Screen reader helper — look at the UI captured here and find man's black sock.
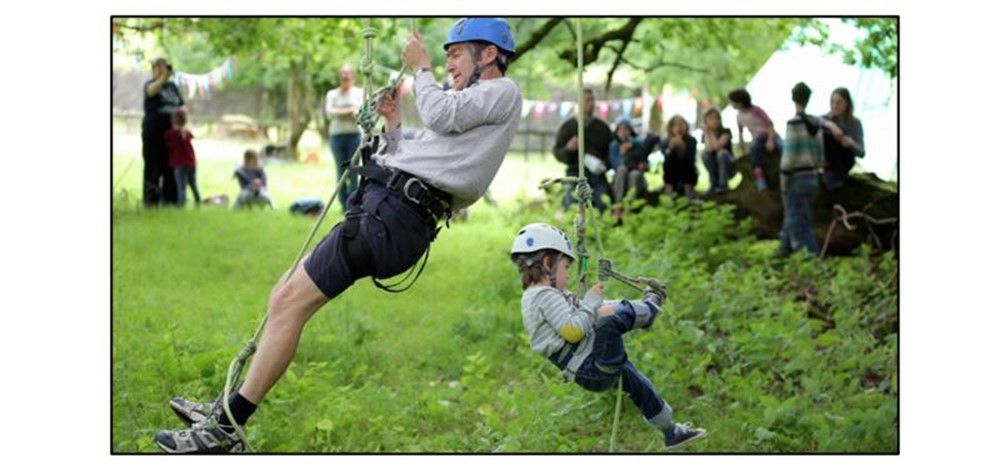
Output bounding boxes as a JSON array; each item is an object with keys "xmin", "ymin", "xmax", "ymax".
[{"xmin": 218, "ymin": 393, "xmax": 257, "ymax": 427}]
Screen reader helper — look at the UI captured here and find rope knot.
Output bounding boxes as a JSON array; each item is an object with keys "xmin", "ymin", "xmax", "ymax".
[
  {"xmin": 361, "ymin": 27, "xmax": 377, "ymax": 39},
  {"xmin": 575, "ymin": 179, "xmax": 593, "ymax": 205}
]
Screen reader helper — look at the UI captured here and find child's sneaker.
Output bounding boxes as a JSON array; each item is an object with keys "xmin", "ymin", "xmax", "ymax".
[
  {"xmin": 154, "ymin": 414, "xmax": 245, "ymax": 453},
  {"xmin": 664, "ymin": 422, "xmax": 707, "ymax": 450},
  {"xmin": 169, "ymin": 396, "xmax": 216, "ymax": 425},
  {"xmin": 640, "ymin": 287, "xmax": 664, "ymax": 329}
]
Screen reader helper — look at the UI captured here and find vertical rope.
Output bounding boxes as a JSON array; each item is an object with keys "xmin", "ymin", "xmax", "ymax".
[
  {"xmin": 608, "ymin": 375, "xmax": 624, "ymax": 452},
  {"xmin": 574, "ymin": 18, "xmax": 589, "ymax": 294},
  {"xmin": 574, "ymin": 18, "xmax": 623, "ymax": 452}
]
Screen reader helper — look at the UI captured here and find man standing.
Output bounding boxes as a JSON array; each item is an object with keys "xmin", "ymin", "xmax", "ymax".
[
  {"xmin": 552, "ymin": 87, "xmax": 614, "ymax": 213},
  {"xmin": 154, "ymin": 18, "xmax": 521, "ymax": 453}
]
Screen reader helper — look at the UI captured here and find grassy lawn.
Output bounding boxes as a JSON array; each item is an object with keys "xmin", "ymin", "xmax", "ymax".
[{"xmin": 112, "ymin": 131, "xmax": 897, "ymax": 453}]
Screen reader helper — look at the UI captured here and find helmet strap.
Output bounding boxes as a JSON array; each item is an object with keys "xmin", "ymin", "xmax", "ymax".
[
  {"xmin": 464, "ymin": 43, "xmax": 499, "ymax": 88},
  {"xmin": 545, "ymin": 252, "xmax": 563, "ymax": 289}
]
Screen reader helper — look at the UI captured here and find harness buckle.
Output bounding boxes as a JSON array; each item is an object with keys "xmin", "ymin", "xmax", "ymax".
[{"xmin": 402, "ymin": 177, "xmax": 428, "ymax": 205}]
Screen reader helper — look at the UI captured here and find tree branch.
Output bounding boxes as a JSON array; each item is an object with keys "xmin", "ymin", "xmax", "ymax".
[
  {"xmin": 619, "ymin": 55, "xmax": 711, "ymax": 74},
  {"xmin": 557, "ymin": 17, "xmax": 643, "ymax": 67},
  {"xmin": 114, "ymin": 20, "xmax": 166, "ymax": 33},
  {"xmin": 509, "ymin": 18, "xmax": 564, "ymax": 65}
]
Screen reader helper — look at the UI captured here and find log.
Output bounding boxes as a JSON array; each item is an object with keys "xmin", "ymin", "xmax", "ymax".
[{"xmin": 707, "ymin": 150, "xmax": 898, "ymax": 256}]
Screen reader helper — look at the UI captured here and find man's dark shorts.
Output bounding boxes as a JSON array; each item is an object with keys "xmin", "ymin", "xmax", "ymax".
[{"xmin": 303, "ymin": 181, "xmax": 436, "ymax": 298}]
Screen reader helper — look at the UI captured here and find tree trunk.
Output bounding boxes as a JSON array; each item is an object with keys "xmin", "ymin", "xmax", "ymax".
[
  {"xmin": 708, "ymin": 150, "xmax": 898, "ymax": 256},
  {"xmin": 285, "ymin": 60, "xmax": 314, "ymax": 160}
]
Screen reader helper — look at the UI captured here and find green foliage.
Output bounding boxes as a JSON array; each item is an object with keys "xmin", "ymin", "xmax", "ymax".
[
  {"xmin": 113, "ymin": 152, "xmax": 897, "ymax": 452},
  {"xmin": 795, "ymin": 18, "xmax": 898, "ymax": 79}
]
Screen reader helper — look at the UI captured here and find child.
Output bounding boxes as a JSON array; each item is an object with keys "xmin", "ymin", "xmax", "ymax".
[
  {"xmin": 233, "ymin": 149, "xmax": 275, "ymax": 209},
  {"xmin": 700, "ymin": 106, "xmax": 735, "ymax": 194},
  {"xmin": 728, "ymin": 88, "xmax": 781, "ymax": 191},
  {"xmin": 510, "ymin": 223, "xmax": 707, "ymax": 450},
  {"xmin": 660, "ymin": 115, "xmax": 698, "ymax": 199},
  {"xmin": 609, "ymin": 118, "xmax": 649, "ymax": 223},
  {"xmin": 163, "ymin": 108, "xmax": 201, "ymax": 207},
  {"xmin": 777, "ymin": 82, "xmax": 830, "ymax": 257}
]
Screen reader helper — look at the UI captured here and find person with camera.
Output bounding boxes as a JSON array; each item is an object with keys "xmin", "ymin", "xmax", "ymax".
[{"xmin": 142, "ymin": 57, "xmax": 185, "ymax": 207}]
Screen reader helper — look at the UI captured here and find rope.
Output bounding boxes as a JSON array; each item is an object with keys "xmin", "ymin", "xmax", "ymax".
[
  {"xmin": 608, "ymin": 374, "xmax": 624, "ymax": 452},
  {"xmin": 216, "ymin": 17, "xmax": 394, "ymax": 452},
  {"xmin": 574, "ymin": 18, "xmax": 589, "ymax": 294},
  {"xmin": 819, "ymin": 204, "xmax": 899, "ymax": 260},
  {"xmin": 571, "ymin": 18, "xmax": 624, "ymax": 453}
]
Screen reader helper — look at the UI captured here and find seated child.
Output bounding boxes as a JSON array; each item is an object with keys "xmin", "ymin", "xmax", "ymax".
[
  {"xmin": 700, "ymin": 106, "xmax": 735, "ymax": 194},
  {"xmin": 660, "ymin": 115, "xmax": 698, "ymax": 199},
  {"xmin": 510, "ymin": 223, "xmax": 707, "ymax": 450},
  {"xmin": 232, "ymin": 149, "xmax": 275, "ymax": 209},
  {"xmin": 609, "ymin": 118, "xmax": 650, "ymax": 223},
  {"xmin": 729, "ymin": 88, "xmax": 782, "ymax": 191}
]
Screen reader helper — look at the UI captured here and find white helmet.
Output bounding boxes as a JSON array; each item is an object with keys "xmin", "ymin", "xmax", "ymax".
[{"xmin": 510, "ymin": 223, "xmax": 576, "ymax": 260}]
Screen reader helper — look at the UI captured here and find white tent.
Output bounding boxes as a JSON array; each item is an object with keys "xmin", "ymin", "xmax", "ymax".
[{"xmin": 721, "ymin": 19, "xmax": 898, "ymax": 182}]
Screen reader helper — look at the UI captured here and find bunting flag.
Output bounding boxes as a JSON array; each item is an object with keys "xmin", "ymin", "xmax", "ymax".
[
  {"xmin": 532, "ymin": 101, "xmax": 545, "ymax": 119},
  {"xmin": 559, "ymin": 101, "xmax": 574, "ymax": 119},
  {"xmin": 517, "ymin": 96, "xmax": 654, "ymax": 122},
  {"xmin": 173, "ymin": 57, "xmax": 236, "ymax": 99}
]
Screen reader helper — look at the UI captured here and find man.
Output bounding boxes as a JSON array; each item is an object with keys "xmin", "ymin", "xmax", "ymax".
[
  {"xmin": 776, "ymin": 82, "xmax": 841, "ymax": 257},
  {"xmin": 154, "ymin": 17, "xmax": 521, "ymax": 453},
  {"xmin": 141, "ymin": 57, "xmax": 184, "ymax": 207},
  {"xmin": 552, "ymin": 87, "xmax": 614, "ymax": 213},
  {"xmin": 325, "ymin": 64, "xmax": 364, "ymax": 212}
]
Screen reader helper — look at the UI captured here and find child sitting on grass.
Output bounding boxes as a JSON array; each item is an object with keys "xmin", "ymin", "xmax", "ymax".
[
  {"xmin": 510, "ymin": 223, "xmax": 707, "ymax": 450},
  {"xmin": 232, "ymin": 149, "xmax": 275, "ymax": 209}
]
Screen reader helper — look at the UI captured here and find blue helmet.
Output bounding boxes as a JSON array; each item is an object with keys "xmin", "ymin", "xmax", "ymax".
[{"xmin": 443, "ymin": 17, "xmax": 516, "ymax": 55}]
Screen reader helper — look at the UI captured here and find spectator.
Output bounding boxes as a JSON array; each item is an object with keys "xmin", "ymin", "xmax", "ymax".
[
  {"xmin": 728, "ymin": 88, "xmax": 781, "ymax": 191},
  {"xmin": 552, "ymin": 88, "xmax": 614, "ymax": 213},
  {"xmin": 777, "ymin": 82, "xmax": 826, "ymax": 256},
  {"xmin": 660, "ymin": 115, "xmax": 698, "ymax": 199},
  {"xmin": 142, "ymin": 57, "xmax": 184, "ymax": 206},
  {"xmin": 164, "ymin": 108, "xmax": 201, "ymax": 207},
  {"xmin": 609, "ymin": 118, "xmax": 649, "ymax": 223},
  {"xmin": 699, "ymin": 106, "xmax": 735, "ymax": 194},
  {"xmin": 821, "ymin": 87, "xmax": 866, "ymax": 191},
  {"xmin": 325, "ymin": 64, "xmax": 364, "ymax": 211},
  {"xmin": 233, "ymin": 149, "xmax": 275, "ymax": 209}
]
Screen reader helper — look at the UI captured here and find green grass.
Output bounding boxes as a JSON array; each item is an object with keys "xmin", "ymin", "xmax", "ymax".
[{"xmin": 112, "ymin": 133, "xmax": 897, "ymax": 453}]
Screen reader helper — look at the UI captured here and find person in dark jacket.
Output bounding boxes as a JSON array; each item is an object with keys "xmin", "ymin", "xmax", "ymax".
[{"xmin": 552, "ymin": 87, "xmax": 614, "ymax": 213}]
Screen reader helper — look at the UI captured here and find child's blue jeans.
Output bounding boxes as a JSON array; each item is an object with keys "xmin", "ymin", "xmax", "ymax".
[{"xmin": 572, "ymin": 301, "xmax": 673, "ymax": 430}]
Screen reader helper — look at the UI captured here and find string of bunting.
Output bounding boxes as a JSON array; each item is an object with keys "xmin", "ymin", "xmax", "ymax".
[
  {"xmin": 520, "ymin": 95, "xmax": 671, "ymax": 121},
  {"xmin": 172, "ymin": 57, "xmax": 236, "ymax": 99}
]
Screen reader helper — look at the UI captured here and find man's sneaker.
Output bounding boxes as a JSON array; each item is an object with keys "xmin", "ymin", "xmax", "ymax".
[
  {"xmin": 169, "ymin": 396, "xmax": 216, "ymax": 425},
  {"xmin": 154, "ymin": 417, "xmax": 245, "ymax": 454},
  {"xmin": 664, "ymin": 422, "xmax": 707, "ymax": 450}
]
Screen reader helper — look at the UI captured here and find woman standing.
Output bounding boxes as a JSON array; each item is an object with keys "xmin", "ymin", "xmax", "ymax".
[{"xmin": 141, "ymin": 57, "xmax": 185, "ymax": 206}]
